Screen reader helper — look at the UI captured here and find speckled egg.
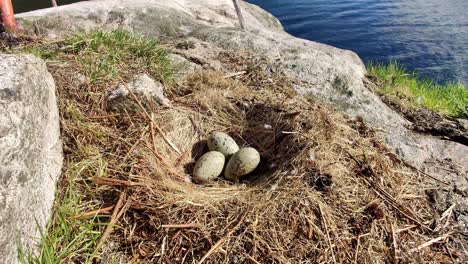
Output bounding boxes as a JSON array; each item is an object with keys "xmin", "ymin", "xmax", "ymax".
[
  {"xmin": 224, "ymin": 147, "xmax": 260, "ymax": 181},
  {"xmin": 207, "ymin": 131, "xmax": 239, "ymax": 157},
  {"xmin": 193, "ymin": 151, "xmax": 226, "ymax": 182}
]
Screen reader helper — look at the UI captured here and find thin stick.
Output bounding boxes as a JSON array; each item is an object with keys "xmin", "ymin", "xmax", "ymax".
[
  {"xmin": 353, "ymin": 235, "xmax": 360, "ymax": 264},
  {"xmin": 434, "ymin": 204, "xmax": 456, "ymax": 232},
  {"xmin": 390, "ymin": 223, "xmax": 398, "ymax": 264},
  {"xmin": 246, "ymin": 255, "xmax": 261, "ymax": 264},
  {"xmin": 395, "ymin": 225, "xmax": 417, "ymax": 233},
  {"xmin": 199, "ymin": 212, "xmax": 248, "ymax": 264},
  {"xmin": 150, "ymin": 112, "xmax": 158, "ymax": 153},
  {"xmin": 144, "ymin": 143, "xmax": 187, "ymax": 180},
  {"xmin": 223, "ymin": 71, "xmax": 246, "ymax": 79},
  {"xmin": 232, "ymin": 0, "xmax": 245, "ymax": 30},
  {"xmin": 409, "ymin": 232, "xmax": 452, "ymax": 253},
  {"xmin": 189, "ymin": 115, "xmax": 206, "ymax": 137},
  {"xmin": 199, "ymin": 236, "xmax": 227, "ymax": 264},
  {"xmin": 161, "ymin": 223, "xmax": 199, "ymax": 229},
  {"xmin": 71, "ymin": 206, "xmax": 114, "ymax": 219},
  {"xmin": 319, "ymin": 204, "xmax": 337, "ymax": 263},
  {"xmin": 119, "ymin": 78, "xmax": 181, "ymax": 154},
  {"xmin": 51, "ymin": 0, "xmax": 58, "ymax": 7},
  {"xmin": 87, "ymin": 113, "xmax": 130, "ymax": 120},
  {"xmin": 176, "ymin": 148, "xmax": 191, "ymax": 166},
  {"xmin": 91, "ymin": 176, "xmax": 141, "ymax": 186},
  {"xmin": 412, "ymin": 166, "xmax": 450, "ymax": 185},
  {"xmin": 92, "ymin": 192, "xmax": 126, "ymax": 257}
]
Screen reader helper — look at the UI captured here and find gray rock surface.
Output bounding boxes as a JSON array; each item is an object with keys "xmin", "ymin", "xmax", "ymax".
[
  {"xmin": 108, "ymin": 73, "xmax": 170, "ymax": 112},
  {"xmin": 168, "ymin": 53, "xmax": 201, "ymax": 81},
  {"xmin": 17, "ymin": 0, "xmax": 467, "ymax": 209},
  {"xmin": 0, "ymin": 54, "xmax": 62, "ymax": 263}
]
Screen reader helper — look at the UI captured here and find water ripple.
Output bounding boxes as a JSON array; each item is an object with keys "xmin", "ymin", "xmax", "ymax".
[{"xmin": 248, "ymin": 0, "xmax": 468, "ymax": 84}]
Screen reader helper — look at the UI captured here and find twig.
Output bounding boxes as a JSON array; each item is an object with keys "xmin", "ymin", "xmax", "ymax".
[
  {"xmin": 246, "ymin": 255, "xmax": 261, "ymax": 264},
  {"xmin": 189, "ymin": 115, "xmax": 206, "ymax": 138},
  {"xmin": 232, "ymin": 0, "xmax": 246, "ymax": 30},
  {"xmin": 409, "ymin": 232, "xmax": 452, "ymax": 253},
  {"xmin": 223, "ymin": 71, "xmax": 246, "ymax": 79},
  {"xmin": 150, "ymin": 112, "xmax": 158, "ymax": 153},
  {"xmin": 412, "ymin": 166, "xmax": 450, "ymax": 185},
  {"xmin": 363, "ymin": 177, "xmax": 430, "ymax": 231},
  {"xmin": 319, "ymin": 204, "xmax": 337, "ymax": 263},
  {"xmin": 70, "ymin": 206, "xmax": 114, "ymax": 220},
  {"xmin": 440, "ymin": 203, "xmax": 456, "ymax": 221},
  {"xmin": 345, "ymin": 150, "xmax": 430, "ymax": 231},
  {"xmin": 353, "ymin": 235, "xmax": 360, "ymax": 264},
  {"xmin": 396, "ymin": 225, "xmax": 418, "ymax": 233},
  {"xmin": 281, "ymin": 131, "xmax": 299, "ymax": 134},
  {"xmin": 433, "ymin": 204, "xmax": 456, "ymax": 232},
  {"xmin": 390, "ymin": 222, "xmax": 398, "ymax": 264},
  {"xmin": 144, "ymin": 143, "xmax": 187, "ymax": 181},
  {"xmin": 87, "ymin": 113, "xmax": 130, "ymax": 120},
  {"xmin": 199, "ymin": 212, "xmax": 248, "ymax": 264},
  {"xmin": 397, "ymin": 158, "xmax": 450, "ymax": 185},
  {"xmin": 119, "ymin": 78, "xmax": 181, "ymax": 154},
  {"xmin": 92, "ymin": 192, "xmax": 126, "ymax": 258},
  {"xmin": 176, "ymin": 148, "xmax": 191, "ymax": 166},
  {"xmin": 91, "ymin": 177, "xmax": 141, "ymax": 186},
  {"xmin": 162, "ymin": 223, "xmax": 199, "ymax": 229},
  {"xmin": 199, "ymin": 236, "xmax": 227, "ymax": 264}
]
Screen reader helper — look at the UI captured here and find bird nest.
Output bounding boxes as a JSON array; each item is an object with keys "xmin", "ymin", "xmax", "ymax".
[
  {"xmin": 47, "ymin": 57, "xmax": 463, "ymax": 263},
  {"xmin": 74, "ymin": 70, "xmax": 461, "ymax": 263}
]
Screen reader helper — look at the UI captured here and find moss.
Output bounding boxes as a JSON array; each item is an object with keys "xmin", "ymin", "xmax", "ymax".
[
  {"xmin": 368, "ymin": 62, "xmax": 467, "ymax": 118},
  {"xmin": 333, "ymin": 75, "xmax": 353, "ymax": 97}
]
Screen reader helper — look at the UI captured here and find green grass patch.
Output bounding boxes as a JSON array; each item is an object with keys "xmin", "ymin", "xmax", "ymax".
[
  {"xmin": 18, "ymin": 152, "xmax": 107, "ymax": 264},
  {"xmin": 64, "ymin": 30, "xmax": 172, "ymax": 84},
  {"xmin": 367, "ymin": 62, "xmax": 468, "ymax": 118},
  {"xmin": 12, "ymin": 29, "xmax": 173, "ymax": 85}
]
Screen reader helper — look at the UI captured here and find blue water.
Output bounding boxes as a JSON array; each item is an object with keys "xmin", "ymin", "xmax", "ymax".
[
  {"xmin": 12, "ymin": 0, "xmax": 83, "ymax": 13},
  {"xmin": 247, "ymin": 0, "xmax": 467, "ymax": 84}
]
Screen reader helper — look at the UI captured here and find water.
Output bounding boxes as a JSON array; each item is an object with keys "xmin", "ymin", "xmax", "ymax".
[
  {"xmin": 247, "ymin": 0, "xmax": 467, "ymax": 84},
  {"xmin": 12, "ymin": 0, "xmax": 468, "ymax": 83},
  {"xmin": 12, "ymin": 0, "xmax": 84, "ymax": 13}
]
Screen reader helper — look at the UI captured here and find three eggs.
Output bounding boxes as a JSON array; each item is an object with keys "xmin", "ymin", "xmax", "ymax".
[{"xmin": 193, "ymin": 132, "xmax": 260, "ymax": 182}]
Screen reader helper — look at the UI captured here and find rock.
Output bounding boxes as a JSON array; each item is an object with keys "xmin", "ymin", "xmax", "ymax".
[
  {"xmin": 0, "ymin": 54, "xmax": 63, "ymax": 263},
  {"xmin": 74, "ymin": 73, "xmax": 88, "ymax": 86},
  {"xmin": 193, "ymin": 151, "xmax": 226, "ymax": 183},
  {"xmin": 207, "ymin": 131, "xmax": 239, "ymax": 157},
  {"xmin": 225, "ymin": 147, "xmax": 261, "ymax": 181},
  {"xmin": 168, "ymin": 53, "xmax": 201, "ymax": 81},
  {"xmin": 108, "ymin": 73, "xmax": 170, "ymax": 112}
]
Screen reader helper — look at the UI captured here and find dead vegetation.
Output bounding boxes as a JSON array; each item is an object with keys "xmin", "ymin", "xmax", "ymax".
[{"xmin": 5, "ymin": 31, "xmax": 467, "ymax": 263}]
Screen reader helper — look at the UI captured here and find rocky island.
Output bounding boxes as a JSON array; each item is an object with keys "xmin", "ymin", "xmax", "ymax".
[{"xmin": 1, "ymin": 0, "xmax": 466, "ymax": 263}]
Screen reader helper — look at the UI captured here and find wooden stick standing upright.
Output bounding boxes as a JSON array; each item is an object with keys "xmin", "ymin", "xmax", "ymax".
[
  {"xmin": 232, "ymin": 0, "xmax": 245, "ymax": 30},
  {"xmin": 51, "ymin": 0, "xmax": 58, "ymax": 7}
]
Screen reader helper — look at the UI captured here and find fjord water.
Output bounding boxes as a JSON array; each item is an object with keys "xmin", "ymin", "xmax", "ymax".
[
  {"xmin": 12, "ymin": 0, "xmax": 82, "ymax": 13},
  {"xmin": 247, "ymin": 0, "xmax": 467, "ymax": 84}
]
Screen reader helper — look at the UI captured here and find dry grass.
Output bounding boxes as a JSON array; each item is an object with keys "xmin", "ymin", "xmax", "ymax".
[
  {"xmin": 7, "ymin": 31, "xmax": 466, "ymax": 263},
  {"xmin": 111, "ymin": 71, "xmax": 461, "ymax": 263}
]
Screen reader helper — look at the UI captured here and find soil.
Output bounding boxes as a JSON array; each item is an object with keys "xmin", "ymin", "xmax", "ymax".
[
  {"xmin": 364, "ymin": 77, "xmax": 468, "ymax": 146},
  {"xmin": 381, "ymin": 96, "xmax": 468, "ymax": 146},
  {"xmin": 0, "ymin": 32, "xmax": 34, "ymax": 50}
]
